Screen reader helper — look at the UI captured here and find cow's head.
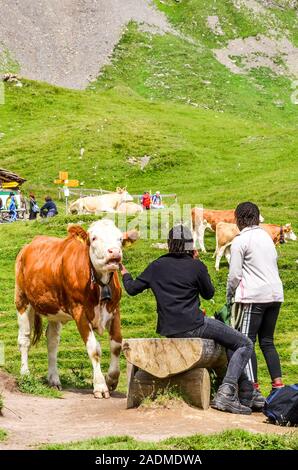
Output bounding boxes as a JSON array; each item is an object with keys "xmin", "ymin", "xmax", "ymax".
[
  {"xmin": 284, "ymin": 223, "xmax": 297, "ymax": 241},
  {"xmin": 88, "ymin": 219, "xmax": 123, "ymax": 273},
  {"xmin": 87, "ymin": 219, "xmax": 139, "ymax": 274},
  {"xmin": 116, "ymin": 187, "xmax": 134, "ymax": 204}
]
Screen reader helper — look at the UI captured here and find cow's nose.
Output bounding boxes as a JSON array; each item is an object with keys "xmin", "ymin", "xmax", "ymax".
[{"xmin": 108, "ymin": 248, "xmax": 122, "ymax": 258}]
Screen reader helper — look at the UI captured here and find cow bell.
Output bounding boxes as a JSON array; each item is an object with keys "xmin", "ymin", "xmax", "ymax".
[{"xmin": 101, "ymin": 284, "xmax": 112, "ymax": 302}]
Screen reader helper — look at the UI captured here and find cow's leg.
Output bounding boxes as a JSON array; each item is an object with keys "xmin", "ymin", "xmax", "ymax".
[
  {"xmin": 106, "ymin": 310, "xmax": 122, "ymax": 392},
  {"xmin": 215, "ymin": 246, "xmax": 226, "ymax": 271},
  {"xmin": 87, "ymin": 328, "xmax": 110, "ymax": 398},
  {"xmin": 192, "ymin": 226, "xmax": 198, "ymax": 249},
  {"xmin": 46, "ymin": 321, "xmax": 62, "ymax": 390},
  {"xmin": 225, "ymin": 245, "xmax": 231, "ymax": 264},
  {"xmin": 198, "ymin": 222, "xmax": 207, "ymax": 253},
  {"xmin": 213, "ymin": 230, "xmax": 219, "ymax": 259},
  {"xmin": 17, "ymin": 306, "xmax": 34, "ymax": 375},
  {"xmin": 74, "ymin": 309, "xmax": 109, "ymax": 398}
]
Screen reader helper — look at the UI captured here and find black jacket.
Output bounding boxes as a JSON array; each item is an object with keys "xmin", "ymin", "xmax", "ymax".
[
  {"xmin": 40, "ymin": 200, "xmax": 58, "ymax": 214},
  {"xmin": 122, "ymin": 253, "xmax": 215, "ymax": 336}
]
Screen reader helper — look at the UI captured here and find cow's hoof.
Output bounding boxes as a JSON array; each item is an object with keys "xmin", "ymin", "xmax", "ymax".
[
  {"xmin": 51, "ymin": 384, "xmax": 62, "ymax": 391},
  {"xmin": 48, "ymin": 375, "xmax": 62, "ymax": 390},
  {"xmin": 105, "ymin": 374, "xmax": 119, "ymax": 392},
  {"xmin": 94, "ymin": 390, "xmax": 110, "ymax": 399}
]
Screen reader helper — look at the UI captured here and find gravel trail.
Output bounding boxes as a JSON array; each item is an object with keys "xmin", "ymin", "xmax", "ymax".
[{"xmin": 0, "ymin": 0, "xmax": 172, "ymax": 89}]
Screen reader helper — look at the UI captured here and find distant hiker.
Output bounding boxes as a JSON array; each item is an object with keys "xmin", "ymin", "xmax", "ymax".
[
  {"xmin": 8, "ymin": 192, "xmax": 17, "ymax": 222},
  {"xmin": 40, "ymin": 196, "xmax": 58, "ymax": 218},
  {"xmin": 29, "ymin": 193, "xmax": 39, "ymax": 220},
  {"xmin": 151, "ymin": 191, "xmax": 164, "ymax": 209},
  {"xmin": 227, "ymin": 201, "xmax": 284, "ymax": 403},
  {"xmin": 120, "ymin": 224, "xmax": 255, "ymax": 415},
  {"xmin": 141, "ymin": 191, "xmax": 151, "ymax": 210}
]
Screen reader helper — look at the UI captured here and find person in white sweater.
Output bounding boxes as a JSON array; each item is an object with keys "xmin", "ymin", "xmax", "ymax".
[{"xmin": 227, "ymin": 202, "xmax": 284, "ymax": 401}]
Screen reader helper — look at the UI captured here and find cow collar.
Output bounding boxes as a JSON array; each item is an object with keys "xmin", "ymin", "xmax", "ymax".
[{"xmin": 90, "ymin": 266, "xmax": 113, "ymax": 302}]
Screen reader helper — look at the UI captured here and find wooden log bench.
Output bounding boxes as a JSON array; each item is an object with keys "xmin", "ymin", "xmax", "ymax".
[{"xmin": 122, "ymin": 338, "xmax": 227, "ymax": 410}]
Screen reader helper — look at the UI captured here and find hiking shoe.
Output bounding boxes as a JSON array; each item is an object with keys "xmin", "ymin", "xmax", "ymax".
[
  {"xmin": 211, "ymin": 383, "xmax": 252, "ymax": 415},
  {"xmin": 271, "ymin": 379, "xmax": 285, "ymax": 393},
  {"xmin": 240, "ymin": 388, "xmax": 266, "ymax": 411}
]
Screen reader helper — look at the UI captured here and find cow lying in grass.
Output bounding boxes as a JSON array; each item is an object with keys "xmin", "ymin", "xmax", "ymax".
[
  {"xmin": 15, "ymin": 220, "xmax": 138, "ymax": 398},
  {"xmin": 214, "ymin": 222, "xmax": 297, "ymax": 270},
  {"xmin": 69, "ymin": 187, "xmax": 134, "ymax": 214}
]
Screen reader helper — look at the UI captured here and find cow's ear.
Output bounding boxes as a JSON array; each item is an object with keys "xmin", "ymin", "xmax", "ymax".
[
  {"xmin": 67, "ymin": 224, "xmax": 89, "ymax": 244},
  {"xmin": 122, "ymin": 229, "xmax": 140, "ymax": 247}
]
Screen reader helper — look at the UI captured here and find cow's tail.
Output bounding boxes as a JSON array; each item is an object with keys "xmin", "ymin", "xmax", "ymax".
[{"xmin": 32, "ymin": 314, "xmax": 43, "ymax": 346}]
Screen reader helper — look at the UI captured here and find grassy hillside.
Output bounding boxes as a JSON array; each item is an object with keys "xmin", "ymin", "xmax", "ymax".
[
  {"xmin": 95, "ymin": 0, "xmax": 298, "ymax": 126},
  {"xmin": 0, "ymin": 81, "xmax": 297, "ymax": 207},
  {"xmin": 0, "ymin": 0, "xmax": 297, "ymax": 400}
]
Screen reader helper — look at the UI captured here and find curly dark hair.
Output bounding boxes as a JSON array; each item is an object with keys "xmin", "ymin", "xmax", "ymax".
[
  {"xmin": 167, "ymin": 224, "xmax": 194, "ymax": 254},
  {"xmin": 235, "ymin": 202, "xmax": 260, "ymax": 231}
]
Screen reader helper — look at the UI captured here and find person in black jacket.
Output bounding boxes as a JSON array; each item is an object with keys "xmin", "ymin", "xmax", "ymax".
[
  {"xmin": 120, "ymin": 224, "xmax": 255, "ymax": 415},
  {"xmin": 40, "ymin": 196, "xmax": 58, "ymax": 218},
  {"xmin": 29, "ymin": 193, "xmax": 39, "ymax": 220}
]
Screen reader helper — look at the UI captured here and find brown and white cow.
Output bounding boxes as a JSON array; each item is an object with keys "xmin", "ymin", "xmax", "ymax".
[
  {"xmin": 191, "ymin": 207, "xmax": 264, "ymax": 253},
  {"xmin": 15, "ymin": 219, "xmax": 138, "ymax": 398},
  {"xmin": 214, "ymin": 222, "xmax": 297, "ymax": 270}
]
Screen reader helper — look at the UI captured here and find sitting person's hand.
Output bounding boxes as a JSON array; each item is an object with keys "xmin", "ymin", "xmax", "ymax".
[{"xmin": 119, "ymin": 263, "xmax": 128, "ymax": 276}]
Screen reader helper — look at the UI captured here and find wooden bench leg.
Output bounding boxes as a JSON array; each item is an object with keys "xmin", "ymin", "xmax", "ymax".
[
  {"xmin": 126, "ymin": 362, "xmax": 139, "ymax": 409},
  {"xmin": 126, "ymin": 365, "xmax": 211, "ymax": 410}
]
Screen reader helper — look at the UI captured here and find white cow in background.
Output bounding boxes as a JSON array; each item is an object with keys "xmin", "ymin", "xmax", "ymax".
[
  {"xmin": 117, "ymin": 201, "xmax": 143, "ymax": 215},
  {"xmin": 69, "ymin": 188, "xmax": 133, "ymax": 215}
]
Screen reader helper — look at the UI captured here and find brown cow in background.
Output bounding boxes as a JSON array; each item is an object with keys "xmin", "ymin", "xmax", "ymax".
[
  {"xmin": 191, "ymin": 207, "xmax": 264, "ymax": 253},
  {"xmin": 214, "ymin": 222, "xmax": 297, "ymax": 270}
]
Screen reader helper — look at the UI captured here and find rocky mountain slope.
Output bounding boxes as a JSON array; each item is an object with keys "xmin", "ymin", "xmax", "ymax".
[{"xmin": 0, "ymin": 0, "xmax": 171, "ymax": 88}]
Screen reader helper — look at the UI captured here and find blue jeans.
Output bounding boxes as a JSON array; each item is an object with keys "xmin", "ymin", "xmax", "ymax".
[{"xmin": 168, "ymin": 317, "xmax": 254, "ymax": 386}]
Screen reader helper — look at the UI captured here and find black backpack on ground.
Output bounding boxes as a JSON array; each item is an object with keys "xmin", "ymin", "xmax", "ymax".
[{"xmin": 263, "ymin": 385, "xmax": 298, "ymax": 426}]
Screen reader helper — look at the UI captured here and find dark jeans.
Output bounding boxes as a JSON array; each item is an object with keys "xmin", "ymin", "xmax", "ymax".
[
  {"xmin": 239, "ymin": 302, "xmax": 282, "ymax": 383},
  {"xmin": 29, "ymin": 211, "xmax": 37, "ymax": 220},
  {"xmin": 41, "ymin": 210, "xmax": 56, "ymax": 218},
  {"xmin": 168, "ymin": 316, "xmax": 253, "ymax": 387}
]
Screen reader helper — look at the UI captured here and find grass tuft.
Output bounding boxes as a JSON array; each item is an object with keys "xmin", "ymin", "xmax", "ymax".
[{"xmin": 0, "ymin": 428, "xmax": 7, "ymax": 442}]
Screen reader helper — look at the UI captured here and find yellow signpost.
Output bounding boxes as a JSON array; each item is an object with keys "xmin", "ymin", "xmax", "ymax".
[
  {"xmin": 54, "ymin": 171, "xmax": 80, "ymax": 213},
  {"xmin": 54, "ymin": 172, "xmax": 79, "ymax": 188},
  {"xmin": 59, "ymin": 171, "xmax": 68, "ymax": 181}
]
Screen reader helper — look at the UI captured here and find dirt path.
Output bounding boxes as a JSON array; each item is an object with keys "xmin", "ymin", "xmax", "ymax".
[{"xmin": 0, "ymin": 387, "xmax": 295, "ymax": 450}]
